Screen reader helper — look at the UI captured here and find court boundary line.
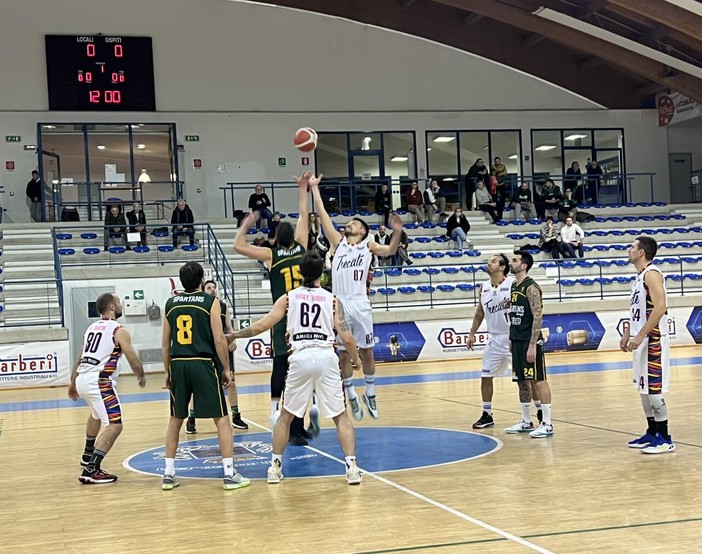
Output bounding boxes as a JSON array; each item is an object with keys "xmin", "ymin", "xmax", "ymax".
[
  {"xmin": 353, "ymin": 516, "xmax": 702, "ymax": 553},
  {"xmin": 245, "ymin": 419, "xmax": 554, "ymax": 554}
]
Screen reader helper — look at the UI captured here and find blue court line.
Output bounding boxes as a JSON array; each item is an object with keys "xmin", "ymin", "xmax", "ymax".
[{"xmin": 1, "ymin": 355, "xmax": 700, "ymax": 414}]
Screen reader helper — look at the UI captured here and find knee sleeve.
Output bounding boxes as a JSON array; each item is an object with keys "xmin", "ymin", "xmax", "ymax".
[
  {"xmin": 270, "ymin": 356, "xmax": 288, "ymax": 399},
  {"xmin": 640, "ymin": 394, "xmax": 654, "ymax": 417},
  {"xmin": 649, "ymin": 395, "xmax": 668, "ymax": 421}
]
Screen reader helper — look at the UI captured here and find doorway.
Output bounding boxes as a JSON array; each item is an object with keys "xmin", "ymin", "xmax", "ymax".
[{"xmin": 669, "ymin": 153, "xmax": 693, "ymax": 204}]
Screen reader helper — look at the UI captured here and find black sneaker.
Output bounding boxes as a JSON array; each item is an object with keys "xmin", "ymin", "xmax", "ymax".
[
  {"xmin": 289, "ymin": 434, "xmax": 308, "ymax": 446},
  {"xmin": 79, "ymin": 468, "xmax": 118, "ymax": 484},
  {"xmin": 537, "ymin": 409, "xmax": 543, "ymax": 424},
  {"xmin": 472, "ymin": 411, "xmax": 495, "ymax": 429},
  {"xmin": 232, "ymin": 413, "xmax": 249, "ymax": 430},
  {"xmin": 80, "ymin": 453, "xmax": 92, "ymax": 468},
  {"xmin": 186, "ymin": 417, "xmax": 197, "ymax": 434}
]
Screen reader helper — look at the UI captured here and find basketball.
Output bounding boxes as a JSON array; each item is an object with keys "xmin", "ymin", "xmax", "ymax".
[{"xmin": 294, "ymin": 127, "xmax": 318, "ymax": 152}]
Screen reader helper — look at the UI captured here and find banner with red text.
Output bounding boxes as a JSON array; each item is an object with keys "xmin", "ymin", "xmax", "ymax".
[
  {"xmin": 0, "ymin": 341, "xmax": 70, "ymax": 388},
  {"xmin": 658, "ymin": 92, "xmax": 702, "ymax": 127}
]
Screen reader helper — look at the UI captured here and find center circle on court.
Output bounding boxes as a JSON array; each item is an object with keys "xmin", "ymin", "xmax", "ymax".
[{"xmin": 123, "ymin": 426, "xmax": 501, "ymax": 480}]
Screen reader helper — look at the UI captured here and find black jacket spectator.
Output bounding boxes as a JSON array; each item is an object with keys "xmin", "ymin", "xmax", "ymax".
[
  {"xmin": 248, "ymin": 191, "xmax": 271, "ymax": 212},
  {"xmin": 171, "ymin": 199, "xmax": 195, "ymax": 247},
  {"xmin": 375, "ymin": 185, "xmax": 392, "ymax": 226},
  {"xmin": 26, "ymin": 171, "xmax": 42, "ymax": 222},
  {"xmin": 565, "ymin": 162, "xmax": 582, "ymax": 197},
  {"xmin": 446, "ymin": 213, "xmax": 470, "ymax": 237},
  {"xmin": 126, "ymin": 204, "xmax": 147, "ymax": 246},
  {"xmin": 104, "ymin": 205, "xmax": 127, "ymax": 250},
  {"xmin": 586, "ymin": 161, "xmax": 604, "ymax": 203}
]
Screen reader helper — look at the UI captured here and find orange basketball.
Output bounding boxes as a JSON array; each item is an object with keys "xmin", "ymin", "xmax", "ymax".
[{"xmin": 294, "ymin": 127, "xmax": 318, "ymax": 152}]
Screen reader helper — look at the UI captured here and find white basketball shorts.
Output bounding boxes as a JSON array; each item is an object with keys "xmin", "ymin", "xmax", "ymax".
[
  {"xmin": 632, "ymin": 333, "xmax": 670, "ymax": 394},
  {"xmin": 283, "ymin": 347, "xmax": 345, "ymax": 418},
  {"xmin": 76, "ymin": 373, "xmax": 122, "ymax": 425},
  {"xmin": 481, "ymin": 333, "xmax": 512, "ymax": 378},
  {"xmin": 335, "ymin": 296, "xmax": 374, "ymax": 350}
]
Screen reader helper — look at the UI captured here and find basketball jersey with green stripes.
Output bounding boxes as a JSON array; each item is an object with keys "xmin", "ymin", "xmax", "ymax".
[
  {"xmin": 509, "ymin": 276, "xmax": 542, "ymax": 342},
  {"xmin": 269, "ymin": 241, "xmax": 305, "ymax": 356},
  {"xmin": 165, "ymin": 291, "xmax": 216, "ymax": 358}
]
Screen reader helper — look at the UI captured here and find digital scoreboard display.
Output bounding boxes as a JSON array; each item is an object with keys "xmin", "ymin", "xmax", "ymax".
[{"xmin": 45, "ymin": 35, "xmax": 156, "ymax": 111}]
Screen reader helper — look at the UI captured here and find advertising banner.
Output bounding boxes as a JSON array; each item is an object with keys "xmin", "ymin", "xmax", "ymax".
[
  {"xmin": 658, "ymin": 92, "xmax": 702, "ymax": 127},
  {"xmin": 0, "ymin": 341, "xmax": 70, "ymax": 388}
]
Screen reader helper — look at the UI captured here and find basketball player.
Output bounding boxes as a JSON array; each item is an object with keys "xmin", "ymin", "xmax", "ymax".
[
  {"xmin": 468, "ymin": 254, "xmax": 515, "ymax": 429},
  {"xmin": 311, "ymin": 183, "xmax": 404, "ymax": 420},
  {"xmin": 161, "ymin": 261, "xmax": 250, "ymax": 490},
  {"xmin": 68, "ymin": 293, "xmax": 146, "ymax": 484},
  {"xmin": 233, "ymin": 172, "xmax": 315, "ymax": 445},
  {"xmin": 505, "ymin": 250, "xmax": 554, "ymax": 438},
  {"xmin": 620, "ymin": 236, "xmax": 674, "ymax": 453},
  {"xmin": 231, "ymin": 251, "xmax": 363, "ymax": 485}
]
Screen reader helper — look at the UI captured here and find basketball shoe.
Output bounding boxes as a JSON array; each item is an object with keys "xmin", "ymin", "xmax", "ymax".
[
  {"xmin": 641, "ymin": 435, "xmax": 675, "ymax": 454},
  {"xmin": 267, "ymin": 461, "xmax": 284, "ymax": 484},
  {"xmin": 504, "ymin": 419, "xmax": 534, "ymax": 433},
  {"xmin": 472, "ymin": 411, "xmax": 494, "ymax": 429},
  {"xmin": 224, "ymin": 472, "xmax": 251, "ymax": 490},
  {"xmin": 79, "ymin": 468, "xmax": 118, "ymax": 484},
  {"xmin": 627, "ymin": 432, "xmax": 656, "ymax": 448},
  {"xmin": 349, "ymin": 397, "xmax": 364, "ymax": 421},
  {"xmin": 362, "ymin": 393, "xmax": 379, "ymax": 419},
  {"xmin": 162, "ymin": 474, "xmax": 180, "ymax": 490}
]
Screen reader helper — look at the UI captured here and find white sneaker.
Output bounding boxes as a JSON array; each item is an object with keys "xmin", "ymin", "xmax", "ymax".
[
  {"xmin": 504, "ymin": 419, "xmax": 535, "ymax": 434},
  {"xmin": 529, "ymin": 423, "xmax": 554, "ymax": 438},
  {"xmin": 348, "ymin": 397, "xmax": 364, "ymax": 421},
  {"xmin": 267, "ymin": 462, "xmax": 284, "ymax": 484},
  {"xmin": 362, "ymin": 393, "xmax": 379, "ymax": 419},
  {"xmin": 641, "ymin": 435, "xmax": 675, "ymax": 454},
  {"xmin": 346, "ymin": 464, "xmax": 362, "ymax": 485}
]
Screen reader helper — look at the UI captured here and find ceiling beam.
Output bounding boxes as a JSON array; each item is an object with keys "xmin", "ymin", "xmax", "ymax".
[
  {"xmin": 605, "ymin": 0, "xmax": 702, "ymax": 42},
  {"xmin": 579, "ymin": 57, "xmax": 607, "ymax": 71},
  {"xmin": 430, "ymin": 0, "xmax": 702, "ymax": 102},
  {"xmin": 577, "ymin": 0, "xmax": 610, "ymax": 18},
  {"xmin": 461, "ymin": 12, "xmax": 483, "ymax": 27},
  {"xmin": 522, "ymin": 33, "xmax": 546, "ymax": 47},
  {"xmin": 642, "ymin": 25, "xmax": 671, "ymax": 44},
  {"xmin": 636, "ymin": 82, "xmax": 667, "ymax": 96},
  {"xmin": 399, "ymin": 0, "xmax": 420, "ymax": 7}
]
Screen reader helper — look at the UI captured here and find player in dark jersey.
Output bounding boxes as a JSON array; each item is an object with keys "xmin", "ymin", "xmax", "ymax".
[
  {"xmin": 505, "ymin": 250, "xmax": 554, "ymax": 438},
  {"xmin": 233, "ymin": 171, "xmax": 317, "ymax": 445},
  {"xmin": 161, "ymin": 261, "xmax": 250, "ymax": 491}
]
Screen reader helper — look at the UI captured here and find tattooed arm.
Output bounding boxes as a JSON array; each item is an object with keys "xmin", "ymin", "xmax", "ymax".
[
  {"xmin": 232, "ymin": 295, "xmax": 287, "ymax": 339},
  {"xmin": 334, "ymin": 298, "xmax": 361, "ymax": 366},
  {"xmin": 525, "ymin": 284, "xmax": 543, "ymax": 363}
]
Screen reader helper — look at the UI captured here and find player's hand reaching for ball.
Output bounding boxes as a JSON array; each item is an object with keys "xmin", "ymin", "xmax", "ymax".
[
  {"xmin": 294, "ymin": 171, "xmax": 313, "ymax": 188},
  {"xmin": 308, "ymin": 173, "xmax": 324, "ymax": 188},
  {"xmin": 388, "ymin": 212, "xmax": 403, "ymax": 233}
]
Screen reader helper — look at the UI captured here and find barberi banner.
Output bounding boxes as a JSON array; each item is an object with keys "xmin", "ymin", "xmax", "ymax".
[
  {"xmin": 658, "ymin": 92, "xmax": 702, "ymax": 127},
  {"xmin": 0, "ymin": 341, "xmax": 71, "ymax": 388}
]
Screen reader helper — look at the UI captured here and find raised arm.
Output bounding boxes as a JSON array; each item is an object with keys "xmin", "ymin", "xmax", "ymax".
[
  {"xmin": 334, "ymin": 298, "xmax": 361, "ymax": 367},
  {"xmin": 232, "ymin": 295, "xmax": 288, "ymax": 339},
  {"xmin": 293, "ymin": 171, "xmax": 312, "ymax": 246},
  {"xmin": 115, "ymin": 327, "xmax": 146, "ymax": 387},
  {"xmin": 370, "ymin": 213, "xmax": 403, "ymax": 257},
  {"xmin": 310, "ymin": 184, "xmax": 343, "ymax": 251},
  {"xmin": 233, "ymin": 212, "xmax": 273, "ymax": 268}
]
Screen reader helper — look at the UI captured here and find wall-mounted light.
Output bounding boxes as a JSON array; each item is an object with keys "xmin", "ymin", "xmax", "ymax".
[
  {"xmin": 535, "ymin": 145, "xmax": 557, "ymax": 151},
  {"xmin": 137, "ymin": 144, "xmax": 146, "ymax": 150},
  {"xmin": 564, "ymin": 134, "xmax": 588, "ymax": 141},
  {"xmin": 138, "ymin": 169, "xmax": 151, "ymax": 183},
  {"xmin": 96, "ymin": 144, "xmax": 106, "ymax": 150},
  {"xmin": 390, "ymin": 156, "xmax": 409, "ymax": 162}
]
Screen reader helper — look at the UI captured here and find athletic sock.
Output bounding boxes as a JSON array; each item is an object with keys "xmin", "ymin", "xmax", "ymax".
[
  {"xmin": 232, "ymin": 405, "xmax": 239, "ymax": 415},
  {"xmin": 84, "ymin": 435, "xmax": 97, "ymax": 456},
  {"xmin": 344, "ymin": 378, "xmax": 358, "ymax": 400},
  {"xmin": 87, "ymin": 449, "xmax": 106, "ymax": 472},
  {"xmin": 345, "ymin": 456, "xmax": 357, "ymax": 469},
  {"xmin": 483, "ymin": 402, "xmax": 492, "ymax": 414},
  {"xmin": 188, "ymin": 409, "xmax": 195, "ymax": 419},
  {"xmin": 364, "ymin": 376, "xmax": 376, "ymax": 397},
  {"xmin": 272, "ymin": 454, "xmax": 283, "ymax": 468},
  {"xmin": 521, "ymin": 403, "xmax": 531, "ymax": 422},
  {"xmin": 309, "ymin": 403, "xmax": 320, "ymax": 419},
  {"xmin": 222, "ymin": 457, "xmax": 234, "ymax": 478},
  {"xmin": 646, "ymin": 416, "xmax": 656, "ymax": 436},
  {"xmin": 270, "ymin": 400, "xmax": 279, "ymax": 414},
  {"xmin": 656, "ymin": 420, "xmax": 670, "ymax": 442},
  {"xmin": 541, "ymin": 403, "xmax": 552, "ymax": 425},
  {"xmin": 534, "ymin": 400, "xmax": 542, "ymax": 410},
  {"xmin": 165, "ymin": 457, "xmax": 175, "ymax": 475}
]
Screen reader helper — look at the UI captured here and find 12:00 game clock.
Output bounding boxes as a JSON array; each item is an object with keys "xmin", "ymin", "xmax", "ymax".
[{"xmin": 45, "ymin": 35, "xmax": 156, "ymax": 111}]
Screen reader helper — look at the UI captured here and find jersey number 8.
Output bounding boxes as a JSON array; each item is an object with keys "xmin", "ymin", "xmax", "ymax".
[{"xmin": 176, "ymin": 314, "xmax": 193, "ymax": 345}]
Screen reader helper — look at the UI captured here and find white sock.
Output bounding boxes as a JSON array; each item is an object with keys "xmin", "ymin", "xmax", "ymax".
[
  {"xmin": 521, "ymin": 403, "xmax": 531, "ymax": 422},
  {"xmin": 483, "ymin": 402, "xmax": 492, "ymax": 413},
  {"xmin": 309, "ymin": 403, "xmax": 320, "ymax": 419},
  {"xmin": 345, "ymin": 455, "xmax": 356, "ymax": 469},
  {"xmin": 272, "ymin": 454, "xmax": 283, "ymax": 467},
  {"xmin": 270, "ymin": 400, "xmax": 279, "ymax": 415},
  {"xmin": 165, "ymin": 457, "xmax": 175, "ymax": 475},
  {"xmin": 344, "ymin": 378, "xmax": 358, "ymax": 400},
  {"xmin": 364, "ymin": 376, "xmax": 376, "ymax": 397},
  {"xmin": 222, "ymin": 457, "xmax": 234, "ymax": 478},
  {"xmin": 541, "ymin": 403, "xmax": 552, "ymax": 425},
  {"xmin": 534, "ymin": 400, "xmax": 542, "ymax": 410}
]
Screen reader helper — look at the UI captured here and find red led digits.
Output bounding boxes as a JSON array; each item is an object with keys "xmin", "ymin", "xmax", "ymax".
[
  {"xmin": 87, "ymin": 43, "xmax": 96, "ymax": 57},
  {"xmin": 89, "ymin": 90, "xmax": 100, "ymax": 103}
]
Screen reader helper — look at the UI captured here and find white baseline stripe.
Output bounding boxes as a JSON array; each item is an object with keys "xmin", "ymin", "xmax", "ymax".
[{"xmin": 246, "ymin": 419, "xmax": 554, "ymax": 554}]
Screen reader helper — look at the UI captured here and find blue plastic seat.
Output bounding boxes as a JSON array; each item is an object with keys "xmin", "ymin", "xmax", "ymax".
[
  {"xmin": 592, "ymin": 231, "xmax": 607, "ymax": 237},
  {"xmin": 403, "ymin": 268, "xmax": 421, "ymax": 276},
  {"xmin": 433, "ymin": 236, "xmax": 449, "ymax": 243},
  {"xmin": 158, "ymin": 245, "xmax": 175, "ymax": 252},
  {"xmin": 539, "ymin": 262, "xmax": 558, "ymax": 268},
  {"xmin": 672, "ymin": 214, "xmax": 685, "ymax": 220},
  {"xmin": 624, "ymin": 216, "xmax": 638, "ymax": 222},
  {"xmin": 441, "ymin": 267, "xmax": 459, "ymax": 274},
  {"xmin": 410, "ymin": 252, "xmax": 426, "ymax": 259},
  {"xmin": 511, "ymin": 220, "xmax": 526, "ymax": 226},
  {"xmin": 415, "ymin": 237, "xmax": 431, "ymax": 243},
  {"xmin": 559, "ymin": 279, "xmax": 576, "ymax": 287},
  {"xmin": 456, "ymin": 283, "xmax": 476, "ymax": 291},
  {"xmin": 56, "ymin": 233, "xmax": 73, "ymax": 240},
  {"xmin": 577, "ymin": 278, "xmax": 595, "ymax": 285},
  {"xmin": 460, "ymin": 266, "xmax": 478, "ymax": 273},
  {"xmin": 398, "ymin": 286, "xmax": 416, "ymax": 294},
  {"xmin": 405, "ymin": 224, "xmax": 418, "ymax": 230},
  {"xmin": 83, "ymin": 247, "xmax": 101, "ymax": 255},
  {"xmin": 342, "ymin": 210, "xmax": 355, "ymax": 217},
  {"xmin": 666, "ymin": 274, "xmax": 682, "ymax": 281},
  {"xmin": 527, "ymin": 219, "xmax": 541, "ymax": 225},
  {"xmin": 369, "ymin": 224, "xmax": 380, "ymax": 231},
  {"xmin": 373, "ymin": 270, "xmax": 383, "ymax": 278},
  {"xmin": 378, "ymin": 287, "xmax": 396, "ymax": 295},
  {"xmin": 386, "ymin": 269, "xmax": 402, "ymax": 277},
  {"xmin": 594, "ymin": 260, "xmax": 612, "ymax": 267},
  {"xmin": 58, "ymin": 248, "xmax": 75, "ymax": 255},
  {"xmin": 447, "ymin": 251, "xmax": 464, "ymax": 258},
  {"xmin": 613, "ymin": 259, "xmax": 628, "ymax": 266},
  {"xmin": 108, "ymin": 246, "xmax": 126, "ymax": 254},
  {"xmin": 134, "ymin": 246, "xmax": 150, "ymax": 253},
  {"xmin": 369, "ymin": 289, "xmax": 376, "ymax": 296},
  {"xmin": 596, "ymin": 277, "xmax": 613, "ymax": 284},
  {"xmin": 288, "ymin": 212, "xmax": 299, "ymax": 218},
  {"xmin": 466, "ymin": 251, "xmax": 481, "ymax": 257},
  {"xmin": 152, "ymin": 229, "xmax": 169, "ymax": 238},
  {"xmin": 418, "ymin": 285, "xmax": 435, "ymax": 293},
  {"xmin": 437, "ymin": 284, "xmax": 455, "ymax": 292},
  {"xmin": 359, "ymin": 210, "xmax": 372, "ymax": 216},
  {"xmin": 593, "ymin": 245, "xmax": 609, "ymax": 251},
  {"xmin": 684, "ymin": 273, "xmax": 702, "ymax": 281},
  {"xmin": 612, "ymin": 245, "xmax": 628, "ymax": 251},
  {"xmin": 507, "ymin": 234, "xmax": 523, "ymax": 240},
  {"xmin": 428, "ymin": 252, "xmax": 445, "ymax": 258},
  {"xmin": 81, "ymin": 233, "xmax": 98, "ymax": 240},
  {"xmin": 182, "ymin": 244, "xmax": 199, "ymax": 251},
  {"xmin": 422, "ymin": 267, "xmax": 440, "ymax": 275},
  {"xmin": 526, "ymin": 233, "xmax": 540, "ymax": 240},
  {"xmin": 560, "ymin": 261, "xmax": 576, "ymax": 268}
]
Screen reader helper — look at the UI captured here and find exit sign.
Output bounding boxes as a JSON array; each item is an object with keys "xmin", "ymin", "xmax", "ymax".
[
  {"xmin": 5, "ymin": 136, "xmax": 21, "ymax": 143},
  {"xmin": 278, "ymin": 157, "xmax": 287, "ymax": 167},
  {"xmin": 185, "ymin": 135, "xmax": 200, "ymax": 142}
]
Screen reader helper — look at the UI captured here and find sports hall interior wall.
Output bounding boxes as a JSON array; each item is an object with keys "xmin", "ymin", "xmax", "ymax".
[{"xmin": 0, "ymin": 0, "xmax": 687, "ymax": 221}]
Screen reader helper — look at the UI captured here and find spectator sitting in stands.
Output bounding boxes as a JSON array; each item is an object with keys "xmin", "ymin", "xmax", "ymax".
[
  {"xmin": 539, "ymin": 216, "xmax": 565, "ymax": 259},
  {"xmin": 374, "ymin": 225, "xmax": 393, "ymax": 267},
  {"xmin": 248, "ymin": 184, "xmax": 273, "ymax": 230},
  {"xmin": 559, "ymin": 188, "xmax": 578, "ymax": 223},
  {"xmin": 475, "ymin": 179, "xmax": 500, "ymax": 223},
  {"xmin": 446, "ymin": 206, "xmax": 472, "ymax": 250},
  {"xmin": 126, "ymin": 202, "xmax": 147, "ymax": 246},
  {"xmin": 171, "ymin": 198, "xmax": 195, "ymax": 247},
  {"xmin": 560, "ymin": 216, "xmax": 585, "ymax": 258},
  {"xmin": 565, "ymin": 161, "xmax": 582, "ymax": 201},
  {"xmin": 406, "ymin": 181, "xmax": 425, "ymax": 223},
  {"xmin": 269, "ymin": 211, "xmax": 281, "ymax": 236},
  {"xmin": 424, "ymin": 179, "xmax": 446, "ymax": 223},
  {"xmin": 394, "ymin": 228, "xmax": 413, "ymax": 266},
  {"xmin": 464, "ymin": 158, "xmax": 489, "ymax": 210},
  {"xmin": 511, "ymin": 182, "xmax": 536, "ymax": 221},
  {"xmin": 375, "ymin": 184, "xmax": 392, "ymax": 226},
  {"xmin": 104, "ymin": 204, "xmax": 128, "ymax": 251},
  {"xmin": 542, "ymin": 179, "xmax": 562, "ymax": 220}
]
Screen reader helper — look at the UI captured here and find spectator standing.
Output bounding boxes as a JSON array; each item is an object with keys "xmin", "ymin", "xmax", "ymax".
[
  {"xmin": 586, "ymin": 160, "xmax": 604, "ymax": 204},
  {"xmin": 375, "ymin": 184, "xmax": 392, "ymax": 226},
  {"xmin": 541, "ymin": 179, "xmax": 562, "ymax": 220},
  {"xmin": 475, "ymin": 179, "xmax": 500, "ymax": 223},
  {"xmin": 559, "ymin": 189, "xmax": 578, "ymax": 223},
  {"xmin": 26, "ymin": 170, "xmax": 42, "ymax": 222},
  {"xmin": 307, "ymin": 213, "xmax": 320, "ymax": 250},
  {"xmin": 533, "ymin": 181, "xmax": 546, "ymax": 220},
  {"xmin": 539, "ymin": 216, "xmax": 564, "ymax": 259},
  {"xmin": 248, "ymin": 184, "xmax": 273, "ymax": 230},
  {"xmin": 171, "ymin": 198, "xmax": 195, "ymax": 247},
  {"xmin": 560, "ymin": 216, "xmax": 585, "ymax": 258},
  {"xmin": 104, "ymin": 204, "xmax": 128, "ymax": 251},
  {"xmin": 464, "ymin": 158, "xmax": 489, "ymax": 210},
  {"xmin": 446, "ymin": 207, "xmax": 471, "ymax": 250},
  {"xmin": 511, "ymin": 182, "xmax": 536, "ymax": 221},
  {"xmin": 374, "ymin": 225, "xmax": 393, "ymax": 266},
  {"xmin": 126, "ymin": 202, "xmax": 147, "ymax": 247},
  {"xmin": 565, "ymin": 162, "xmax": 582, "ymax": 201},
  {"xmin": 491, "ymin": 157, "xmax": 508, "ymax": 217},
  {"xmin": 406, "ymin": 181, "xmax": 425, "ymax": 223},
  {"xmin": 423, "ymin": 180, "xmax": 446, "ymax": 223}
]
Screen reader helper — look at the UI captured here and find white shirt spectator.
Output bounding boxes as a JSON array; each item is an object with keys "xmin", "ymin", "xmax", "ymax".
[{"xmin": 560, "ymin": 222, "xmax": 584, "ymax": 243}]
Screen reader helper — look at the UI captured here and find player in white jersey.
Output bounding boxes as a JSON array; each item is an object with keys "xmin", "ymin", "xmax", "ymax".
[
  {"xmin": 68, "ymin": 293, "xmax": 146, "ymax": 484},
  {"xmin": 620, "ymin": 236, "xmax": 674, "ymax": 454},
  {"xmin": 311, "ymin": 181, "xmax": 404, "ymax": 420},
  {"xmin": 468, "ymin": 254, "xmax": 516, "ymax": 429},
  {"xmin": 232, "ymin": 251, "xmax": 363, "ymax": 485}
]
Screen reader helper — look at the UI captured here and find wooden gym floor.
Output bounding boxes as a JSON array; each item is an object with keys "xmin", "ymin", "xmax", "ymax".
[{"xmin": 1, "ymin": 347, "xmax": 701, "ymax": 554}]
